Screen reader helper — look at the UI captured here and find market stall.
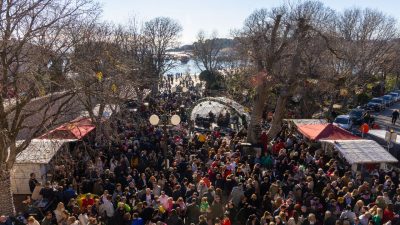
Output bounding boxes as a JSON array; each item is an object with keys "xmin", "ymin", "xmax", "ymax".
[
  {"xmin": 321, "ymin": 139, "xmax": 399, "ymax": 171},
  {"xmin": 11, "ymin": 139, "xmax": 75, "ymax": 194},
  {"xmin": 296, "ymin": 123, "xmax": 360, "ymax": 141},
  {"xmin": 367, "ymin": 129, "xmax": 400, "ymax": 160}
]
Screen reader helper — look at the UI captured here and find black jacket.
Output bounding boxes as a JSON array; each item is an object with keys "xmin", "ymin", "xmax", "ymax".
[
  {"xmin": 29, "ymin": 178, "xmax": 38, "ymax": 193},
  {"xmin": 185, "ymin": 203, "xmax": 200, "ymax": 224},
  {"xmin": 166, "ymin": 215, "xmax": 183, "ymax": 225},
  {"xmin": 140, "ymin": 207, "xmax": 154, "ymax": 223}
]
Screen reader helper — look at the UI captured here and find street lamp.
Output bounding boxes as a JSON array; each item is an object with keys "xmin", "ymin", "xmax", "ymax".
[
  {"xmin": 149, "ymin": 114, "xmax": 160, "ymax": 125},
  {"xmin": 171, "ymin": 86, "xmax": 189, "ymax": 94},
  {"xmin": 149, "ymin": 114, "xmax": 181, "ymax": 126},
  {"xmin": 149, "ymin": 113, "xmax": 181, "ymax": 169}
]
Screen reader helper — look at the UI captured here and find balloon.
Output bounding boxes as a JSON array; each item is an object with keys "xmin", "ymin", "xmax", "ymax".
[
  {"xmin": 170, "ymin": 115, "xmax": 181, "ymax": 125},
  {"xmin": 149, "ymin": 115, "xmax": 160, "ymax": 126}
]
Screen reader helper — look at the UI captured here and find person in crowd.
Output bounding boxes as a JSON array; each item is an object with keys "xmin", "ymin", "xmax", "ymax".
[
  {"xmin": 131, "ymin": 213, "xmax": 144, "ymax": 225},
  {"xmin": 392, "ymin": 109, "xmax": 399, "ymax": 125},
  {"xmin": 0, "ymin": 216, "xmax": 12, "ymax": 225},
  {"xmin": 31, "ymin": 182, "xmax": 43, "ymax": 201},
  {"xmin": 27, "ymin": 216, "xmax": 40, "ymax": 225},
  {"xmin": 53, "ymin": 202, "xmax": 65, "ymax": 224},
  {"xmin": 41, "ymin": 211, "xmax": 55, "ymax": 225},
  {"xmin": 29, "ymin": 173, "xmax": 39, "ymax": 193}
]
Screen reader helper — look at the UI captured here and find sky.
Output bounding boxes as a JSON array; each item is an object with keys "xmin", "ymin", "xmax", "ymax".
[{"xmin": 97, "ymin": 0, "xmax": 400, "ymax": 45}]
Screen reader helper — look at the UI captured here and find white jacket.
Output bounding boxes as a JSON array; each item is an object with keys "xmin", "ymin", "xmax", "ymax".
[{"xmin": 99, "ymin": 200, "xmax": 114, "ymax": 217}]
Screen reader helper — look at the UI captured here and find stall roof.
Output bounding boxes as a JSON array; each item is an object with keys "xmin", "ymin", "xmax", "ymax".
[
  {"xmin": 297, "ymin": 123, "xmax": 360, "ymax": 140},
  {"xmin": 368, "ymin": 129, "xmax": 400, "ymax": 144},
  {"xmin": 39, "ymin": 117, "xmax": 95, "ymax": 140},
  {"xmin": 15, "ymin": 139, "xmax": 74, "ymax": 164},
  {"xmin": 80, "ymin": 104, "xmax": 119, "ymax": 119},
  {"xmin": 322, "ymin": 140, "xmax": 398, "ymax": 164},
  {"xmin": 288, "ymin": 119, "xmax": 328, "ymax": 126}
]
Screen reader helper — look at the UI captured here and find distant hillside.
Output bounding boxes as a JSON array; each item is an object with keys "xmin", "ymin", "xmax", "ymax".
[
  {"xmin": 171, "ymin": 44, "xmax": 194, "ymax": 52},
  {"xmin": 169, "ymin": 38, "xmax": 237, "ymax": 52}
]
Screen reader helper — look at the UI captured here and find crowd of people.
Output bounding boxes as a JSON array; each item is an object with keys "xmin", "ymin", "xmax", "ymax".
[{"xmin": 3, "ymin": 79, "xmax": 400, "ymax": 225}]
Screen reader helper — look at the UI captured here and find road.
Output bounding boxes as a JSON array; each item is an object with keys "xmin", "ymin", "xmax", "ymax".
[{"xmin": 371, "ymin": 102, "xmax": 400, "ymax": 132}]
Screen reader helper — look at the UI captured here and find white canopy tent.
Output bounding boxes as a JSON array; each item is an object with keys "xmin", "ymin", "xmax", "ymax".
[
  {"xmin": 190, "ymin": 97, "xmax": 250, "ymax": 122},
  {"xmin": 11, "ymin": 139, "xmax": 75, "ymax": 194},
  {"xmin": 321, "ymin": 139, "xmax": 398, "ymax": 171},
  {"xmin": 191, "ymin": 101, "xmax": 228, "ymax": 120}
]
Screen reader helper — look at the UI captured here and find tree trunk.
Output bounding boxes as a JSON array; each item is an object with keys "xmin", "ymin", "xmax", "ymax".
[
  {"xmin": 0, "ymin": 167, "xmax": 15, "ymax": 216},
  {"xmin": 327, "ymin": 93, "xmax": 338, "ymax": 121},
  {"xmin": 263, "ymin": 25, "xmax": 307, "ymax": 139},
  {"xmin": 246, "ymin": 82, "xmax": 268, "ymax": 143},
  {"xmin": 135, "ymin": 87, "xmax": 144, "ymax": 103},
  {"xmin": 94, "ymin": 102, "xmax": 106, "ymax": 145},
  {"xmin": 380, "ymin": 72, "xmax": 386, "ymax": 95},
  {"xmin": 267, "ymin": 94, "xmax": 288, "ymax": 139},
  {"xmin": 95, "ymin": 123, "xmax": 103, "ymax": 145}
]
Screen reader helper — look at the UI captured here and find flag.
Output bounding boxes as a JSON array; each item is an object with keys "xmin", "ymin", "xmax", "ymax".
[
  {"xmin": 111, "ymin": 84, "xmax": 117, "ymax": 93},
  {"xmin": 39, "ymin": 87, "xmax": 46, "ymax": 97},
  {"xmin": 96, "ymin": 71, "xmax": 103, "ymax": 82}
]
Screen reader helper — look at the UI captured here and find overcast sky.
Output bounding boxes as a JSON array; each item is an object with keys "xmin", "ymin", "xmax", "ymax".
[{"xmin": 97, "ymin": 0, "xmax": 400, "ymax": 44}]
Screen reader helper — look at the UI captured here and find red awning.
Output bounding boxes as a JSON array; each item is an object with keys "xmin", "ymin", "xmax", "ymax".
[
  {"xmin": 297, "ymin": 123, "xmax": 360, "ymax": 141},
  {"xmin": 40, "ymin": 117, "xmax": 95, "ymax": 140}
]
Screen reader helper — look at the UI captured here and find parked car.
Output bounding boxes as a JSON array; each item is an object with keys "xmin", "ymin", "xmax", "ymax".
[
  {"xmin": 333, "ymin": 115, "xmax": 352, "ymax": 130},
  {"xmin": 389, "ymin": 92, "xmax": 400, "ymax": 101},
  {"xmin": 392, "ymin": 89, "xmax": 400, "ymax": 94},
  {"xmin": 382, "ymin": 95, "xmax": 394, "ymax": 106},
  {"xmin": 349, "ymin": 108, "xmax": 365, "ymax": 125},
  {"xmin": 366, "ymin": 98, "xmax": 385, "ymax": 111}
]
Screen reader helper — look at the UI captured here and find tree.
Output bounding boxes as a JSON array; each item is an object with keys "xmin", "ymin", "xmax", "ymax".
[
  {"xmin": 0, "ymin": 0, "xmax": 99, "ymax": 215},
  {"xmin": 116, "ymin": 18, "xmax": 157, "ymax": 102},
  {"xmin": 236, "ymin": 1, "xmax": 335, "ymax": 143},
  {"xmin": 193, "ymin": 31, "xmax": 224, "ymax": 74},
  {"xmin": 143, "ymin": 17, "xmax": 182, "ymax": 91},
  {"xmin": 329, "ymin": 8, "xmax": 397, "ymax": 107},
  {"xmin": 70, "ymin": 22, "xmax": 131, "ymax": 144},
  {"xmin": 199, "ymin": 70, "xmax": 224, "ymax": 91}
]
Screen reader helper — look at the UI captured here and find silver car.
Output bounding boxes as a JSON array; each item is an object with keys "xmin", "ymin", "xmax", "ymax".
[{"xmin": 333, "ymin": 115, "xmax": 352, "ymax": 130}]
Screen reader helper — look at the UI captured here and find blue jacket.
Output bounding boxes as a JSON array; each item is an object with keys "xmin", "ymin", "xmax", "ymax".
[
  {"xmin": 131, "ymin": 218, "xmax": 144, "ymax": 225},
  {"xmin": 64, "ymin": 188, "xmax": 76, "ymax": 202}
]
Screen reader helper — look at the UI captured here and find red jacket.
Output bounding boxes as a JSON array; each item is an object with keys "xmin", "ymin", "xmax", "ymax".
[
  {"xmin": 383, "ymin": 209, "xmax": 394, "ymax": 223},
  {"xmin": 272, "ymin": 141, "xmax": 284, "ymax": 155},
  {"xmin": 222, "ymin": 218, "xmax": 231, "ymax": 225},
  {"xmin": 82, "ymin": 198, "xmax": 94, "ymax": 209}
]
